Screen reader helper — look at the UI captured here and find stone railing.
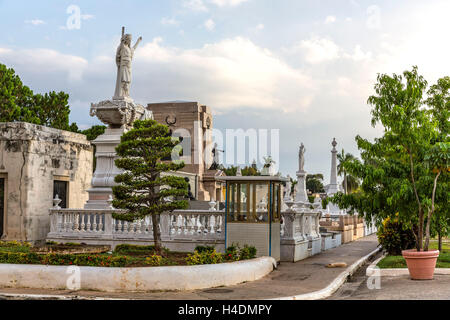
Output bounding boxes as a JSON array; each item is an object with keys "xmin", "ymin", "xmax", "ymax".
[
  {"xmin": 279, "ymin": 204, "xmax": 322, "ymax": 262},
  {"xmin": 281, "ymin": 211, "xmax": 321, "ymax": 241},
  {"xmin": 47, "ymin": 208, "xmax": 226, "ymax": 252}
]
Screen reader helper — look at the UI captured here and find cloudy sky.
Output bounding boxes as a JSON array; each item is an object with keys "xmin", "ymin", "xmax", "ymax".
[{"xmin": 0, "ymin": 0, "xmax": 449, "ymax": 184}]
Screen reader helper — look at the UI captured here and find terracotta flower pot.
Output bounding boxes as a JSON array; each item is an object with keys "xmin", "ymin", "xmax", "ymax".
[{"xmin": 402, "ymin": 249, "xmax": 439, "ymax": 280}]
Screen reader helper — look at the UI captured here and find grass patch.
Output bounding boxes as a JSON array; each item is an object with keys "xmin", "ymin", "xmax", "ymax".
[{"xmin": 378, "ymin": 243, "xmax": 450, "ymax": 269}]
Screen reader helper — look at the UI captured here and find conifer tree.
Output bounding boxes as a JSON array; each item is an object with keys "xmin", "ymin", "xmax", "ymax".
[{"xmin": 112, "ymin": 120, "xmax": 189, "ymax": 252}]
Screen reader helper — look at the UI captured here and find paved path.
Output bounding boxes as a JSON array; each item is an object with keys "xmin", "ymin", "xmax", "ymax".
[
  {"xmin": 0, "ymin": 234, "xmax": 379, "ymax": 300},
  {"xmin": 328, "ymin": 256, "xmax": 450, "ymax": 300}
]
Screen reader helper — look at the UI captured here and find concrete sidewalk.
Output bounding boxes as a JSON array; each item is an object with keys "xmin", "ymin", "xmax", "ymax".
[{"xmin": 0, "ymin": 234, "xmax": 379, "ymax": 300}]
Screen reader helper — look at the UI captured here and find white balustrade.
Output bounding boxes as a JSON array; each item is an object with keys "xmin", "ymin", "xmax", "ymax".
[{"xmin": 48, "ymin": 209, "xmax": 225, "ymax": 244}]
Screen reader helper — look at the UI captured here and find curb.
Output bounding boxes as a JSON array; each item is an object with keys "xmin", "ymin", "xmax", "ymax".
[
  {"xmin": 0, "ymin": 293, "xmax": 122, "ymax": 300},
  {"xmin": 269, "ymin": 246, "xmax": 381, "ymax": 300},
  {"xmin": 0, "ymin": 257, "xmax": 276, "ymax": 296},
  {"xmin": 0, "ymin": 247, "xmax": 382, "ymax": 300},
  {"xmin": 366, "ymin": 255, "xmax": 450, "ymax": 277}
]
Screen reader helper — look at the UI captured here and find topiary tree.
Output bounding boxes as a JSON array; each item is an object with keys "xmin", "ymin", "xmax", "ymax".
[{"xmin": 112, "ymin": 120, "xmax": 189, "ymax": 253}]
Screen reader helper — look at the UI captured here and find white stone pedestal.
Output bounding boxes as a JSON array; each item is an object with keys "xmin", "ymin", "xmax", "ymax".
[
  {"xmin": 84, "ymin": 127, "xmax": 126, "ymax": 209},
  {"xmin": 85, "ymin": 97, "xmax": 152, "ymax": 209},
  {"xmin": 295, "ymin": 170, "xmax": 308, "ymax": 203}
]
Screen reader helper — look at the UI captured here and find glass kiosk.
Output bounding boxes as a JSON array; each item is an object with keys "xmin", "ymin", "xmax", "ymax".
[{"xmin": 216, "ymin": 176, "xmax": 287, "ymax": 262}]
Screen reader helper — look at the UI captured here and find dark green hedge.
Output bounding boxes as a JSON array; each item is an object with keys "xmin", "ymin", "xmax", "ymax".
[{"xmin": 0, "ymin": 251, "xmax": 129, "ymax": 267}]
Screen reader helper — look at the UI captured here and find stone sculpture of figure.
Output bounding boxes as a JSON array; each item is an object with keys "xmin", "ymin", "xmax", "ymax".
[
  {"xmin": 261, "ymin": 156, "xmax": 276, "ymax": 175},
  {"xmin": 184, "ymin": 177, "xmax": 195, "ymax": 200},
  {"xmin": 209, "ymin": 143, "xmax": 224, "ymax": 170},
  {"xmin": 299, "ymin": 143, "xmax": 306, "ymax": 172},
  {"xmin": 284, "ymin": 174, "xmax": 292, "ymax": 200},
  {"xmin": 114, "ymin": 28, "xmax": 142, "ymax": 99}
]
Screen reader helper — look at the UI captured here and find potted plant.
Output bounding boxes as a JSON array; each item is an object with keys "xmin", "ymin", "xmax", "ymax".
[{"xmin": 330, "ymin": 68, "xmax": 449, "ymax": 280}]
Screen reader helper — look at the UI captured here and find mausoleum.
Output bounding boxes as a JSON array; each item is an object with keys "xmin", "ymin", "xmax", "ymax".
[{"xmin": 0, "ymin": 122, "xmax": 93, "ymax": 243}]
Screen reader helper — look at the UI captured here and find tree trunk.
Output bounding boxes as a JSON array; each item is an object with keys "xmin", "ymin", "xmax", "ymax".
[
  {"xmin": 424, "ymin": 171, "xmax": 441, "ymax": 251},
  {"xmin": 344, "ymin": 172, "xmax": 348, "ymax": 194},
  {"xmin": 408, "ymin": 152, "xmax": 423, "ymax": 251},
  {"xmin": 438, "ymin": 226, "xmax": 442, "ymax": 252},
  {"xmin": 151, "ymin": 214, "xmax": 162, "ymax": 254}
]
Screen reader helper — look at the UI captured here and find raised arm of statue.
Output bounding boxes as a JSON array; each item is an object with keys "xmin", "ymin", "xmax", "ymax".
[{"xmin": 133, "ymin": 36, "xmax": 143, "ymax": 51}]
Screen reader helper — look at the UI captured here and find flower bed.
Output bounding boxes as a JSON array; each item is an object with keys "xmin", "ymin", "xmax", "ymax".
[{"xmin": 0, "ymin": 242, "xmax": 257, "ymax": 267}]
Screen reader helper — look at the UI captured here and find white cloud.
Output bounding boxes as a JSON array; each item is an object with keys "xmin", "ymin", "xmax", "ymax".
[
  {"xmin": 81, "ymin": 14, "xmax": 95, "ymax": 20},
  {"xmin": 25, "ymin": 19, "xmax": 46, "ymax": 26},
  {"xmin": 0, "ymin": 47, "xmax": 88, "ymax": 82},
  {"xmin": 345, "ymin": 45, "xmax": 372, "ymax": 62},
  {"xmin": 204, "ymin": 19, "xmax": 216, "ymax": 31},
  {"xmin": 256, "ymin": 23, "xmax": 264, "ymax": 30},
  {"xmin": 161, "ymin": 17, "xmax": 180, "ymax": 26},
  {"xmin": 183, "ymin": 0, "xmax": 208, "ymax": 12},
  {"xmin": 324, "ymin": 15, "xmax": 336, "ymax": 24},
  {"xmin": 209, "ymin": 0, "xmax": 249, "ymax": 7},
  {"xmin": 297, "ymin": 37, "xmax": 341, "ymax": 64},
  {"xmin": 133, "ymin": 37, "xmax": 314, "ymax": 112}
]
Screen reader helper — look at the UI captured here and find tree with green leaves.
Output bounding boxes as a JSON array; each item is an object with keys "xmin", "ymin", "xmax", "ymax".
[
  {"xmin": 75, "ymin": 125, "xmax": 107, "ymax": 172},
  {"xmin": 79, "ymin": 125, "xmax": 107, "ymax": 141},
  {"xmin": 112, "ymin": 120, "xmax": 189, "ymax": 253},
  {"xmin": 220, "ymin": 165, "xmax": 261, "ymax": 176},
  {"xmin": 341, "ymin": 174, "xmax": 360, "ymax": 194},
  {"xmin": 0, "ymin": 63, "xmax": 77, "ymax": 131},
  {"xmin": 337, "ymin": 150, "xmax": 359, "ymax": 194},
  {"xmin": 331, "ymin": 66, "xmax": 449, "ymax": 252},
  {"xmin": 306, "ymin": 173, "xmax": 325, "ymax": 194}
]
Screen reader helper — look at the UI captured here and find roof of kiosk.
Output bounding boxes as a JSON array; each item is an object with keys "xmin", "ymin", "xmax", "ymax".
[{"xmin": 215, "ymin": 176, "xmax": 289, "ymax": 182}]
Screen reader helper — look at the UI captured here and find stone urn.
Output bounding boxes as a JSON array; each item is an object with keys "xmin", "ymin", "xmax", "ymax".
[{"xmin": 402, "ymin": 249, "xmax": 440, "ymax": 280}]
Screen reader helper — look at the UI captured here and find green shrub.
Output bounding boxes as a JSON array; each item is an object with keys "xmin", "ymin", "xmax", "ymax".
[
  {"xmin": 63, "ymin": 242, "xmax": 82, "ymax": 246},
  {"xmin": 145, "ymin": 254, "xmax": 163, "ymax": 266},
  {"xmin": 224, "ymin": 244, "xmax": 257, "ymax": 261},
  {"xmin": 239, "ymin": 245, "xmax": 257, "ymax": 260},
  {"xmin": 377, "ymin": 215, "xmax": 416, "ymax": 255},
  {"xmin": 41, "ymin": 253, "xmax": 129, "ymax": 267},
  {"xmin": 0, "ymin": 252, "xmax": 41, "ymax": 264},
  {"xmin": 0, "ymin": 240, "xmax": 31, "ymax": 248},
  {"xmin": 194, "ymin": 245, "xmax": 216, "ymax": 253},
  {"xmin": 186, "ymin": 249, "xmax": 224, "ymax": 265},
  {"xmin": 225, "ymin": 245, "xmax": 239, "ymax": 261},
  {"xmin": 114, "ymin": 244, "xmax": 156, "ymax": 255}
]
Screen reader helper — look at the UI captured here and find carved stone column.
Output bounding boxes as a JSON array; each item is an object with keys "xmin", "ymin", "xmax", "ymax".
[{"xmin": 84, "ymin": 98, "xmax": 152, "ymax": 209}]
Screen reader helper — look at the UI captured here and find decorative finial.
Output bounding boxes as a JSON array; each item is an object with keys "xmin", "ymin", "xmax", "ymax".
[{"xmin": 332, "ymin": 138, "xmax": 337, "ymax": 150}]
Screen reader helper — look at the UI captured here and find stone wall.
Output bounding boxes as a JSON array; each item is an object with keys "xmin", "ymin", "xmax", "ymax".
[
  {"xmin": 147, "ymin": 102, "xmax": 224, "ymax": 201},
  {"xmin": 0, "ymin": 122, "xmax": 93, "ymax": 243}
]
